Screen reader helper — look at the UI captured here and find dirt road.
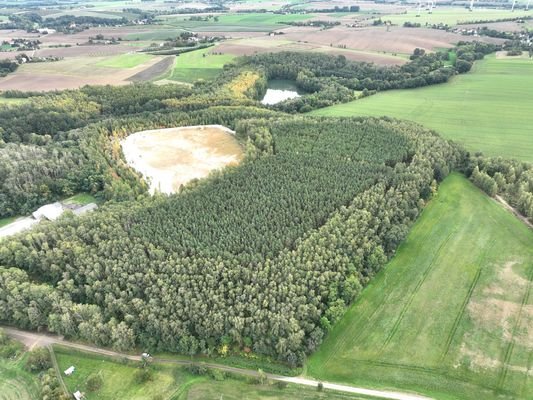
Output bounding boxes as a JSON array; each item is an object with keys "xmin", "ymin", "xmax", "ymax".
[{"xmin": 2, "ymin": 326, "xmax": 433, "ymax": 400}]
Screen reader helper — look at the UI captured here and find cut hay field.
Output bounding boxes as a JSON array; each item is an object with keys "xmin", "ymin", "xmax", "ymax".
[
  {"xmin": 378, "ymin": 7, "xmax": 533, "ymax": 26},
  {"xmin": 312, "ymin": 55, "xmax": 533, "ymax": 161},
  {"xmin": 0, "ymin": 356, "xmax": 41, "ymax": 400},
  {"xmin": 163, "ymin": 47, "xmax": 236, "ymax": 83},
  {"xmin": 121, "ymin": 125, "xmax": 243, "ymax": 194},
  {"xmin": 307, "ymin": 173, "xmax": 533, "ymax": 400}
]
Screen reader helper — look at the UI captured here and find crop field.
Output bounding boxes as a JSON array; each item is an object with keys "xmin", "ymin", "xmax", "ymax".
[
  {"xmin": 377, "ymin": 7, "xmax": 533, "ymax": 26},
  {"xmin": 0, "ymin": 55, "xmax": 165, "ymax": 91},
  {"xmin": 312, "ymin": 55, "xmax": 533, "ymax": 161},
  {"xmin": 160, "ymin": 12, "xmax": 315, "ymax": 32},
  {"xmin": 307, "ymin": 174, "xmax": 533, "ymax": 400},
  {"xmin": 121, "ymin": 125, "xmax": 243, "ymax": 194},
  {"xmin": 0, "ymin": 356, "xmax": 41, "ymax": 400},
  {"xmin": 163, "ymin": 48, "xmax": 236, "ymax": 83},
  {"xmin": 95, "ymin": 53, "xmax": 154, "ymax": 68}
]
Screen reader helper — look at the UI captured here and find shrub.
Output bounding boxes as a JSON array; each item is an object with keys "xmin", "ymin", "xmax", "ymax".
[
  {"xmin": 86, "ymin": 372, "xmax": 104, "ymax": 392},
  {"xmin": 133, "ymin": 367, "xmax": 153, "ymax": 383},
  {"xmin": 25, "ymin": 348, "xmax": 51, "ymax": 372}
]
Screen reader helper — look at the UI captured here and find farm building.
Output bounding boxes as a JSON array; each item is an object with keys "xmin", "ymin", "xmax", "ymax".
[
  {"xmin": 32, "ymin": 202, "xmax": 65, "ymax": 221},
  {"xmin": 73, "ymin": 391, "xmax": 83, "ymax": 400}
]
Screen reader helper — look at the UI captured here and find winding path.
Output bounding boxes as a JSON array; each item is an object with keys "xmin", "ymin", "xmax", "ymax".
[{"xmin": 2, "ymin": 326, "xmax": 433, "ymax": 400}]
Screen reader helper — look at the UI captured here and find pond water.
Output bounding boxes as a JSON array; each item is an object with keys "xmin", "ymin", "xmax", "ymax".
[{"xmin": 261, "ymin": 79, "xmax": 302, "ymax": 105}]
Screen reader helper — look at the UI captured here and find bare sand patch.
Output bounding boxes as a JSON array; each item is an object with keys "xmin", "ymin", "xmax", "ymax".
[{"xmin": 121, "ymin": 125, "xmax": 243, "ymax": 194}]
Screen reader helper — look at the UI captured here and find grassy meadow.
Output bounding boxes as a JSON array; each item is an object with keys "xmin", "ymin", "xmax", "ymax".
[
  {"xmin": 53, "ymin": 346, "xmax": 371, "ymax": 400},
  {"xmin": 0, "ymin": 354, "xmax": 41, "ymax": 400},
  {"xmin": 377, "ymin": 7, "xmax": 533, "ymax": 26},
  {"xmin": 312, "ymin": 55, "xmax": 533, "ymax": 161},
  {"xmin": 163, "ymin": 48, "xmax": 236, "ymax": 83},
  {"xmin": 161, "ymin": 12, "xmax": 314, "ymax": 32},
  {"xmin": 95, "ymin": 53, "xmax": 154, "ymax": 68},
  {"xmin": 307, "ymin": 173, "xmax": 533, "ymax": 400}
]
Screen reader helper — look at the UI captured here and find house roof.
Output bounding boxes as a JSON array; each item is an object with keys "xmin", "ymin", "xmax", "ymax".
[{"xmin": 32, "ymin": 202, "xmax": 65, "ymax": 221}]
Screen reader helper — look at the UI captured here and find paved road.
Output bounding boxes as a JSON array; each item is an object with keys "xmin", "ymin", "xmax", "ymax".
[{"xmin": 3, "ymin": 326, "xmax": 433, "ymax": 400}]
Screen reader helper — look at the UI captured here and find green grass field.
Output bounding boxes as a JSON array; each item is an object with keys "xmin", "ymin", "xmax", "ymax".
[
  {"xmin": 307, "ymin": 173, "xmax": 533, "ymax": 400},
  {"xmin": 163, "ymin": 48, "xmax": 236, "ymax": 83},
  {"xmin": 312, "ymin": 55, "xmax": 533, "ymax": 161},
  {"xmin": 53, "ymin": 346, "xmax": 371, "ymax": 400},
  {"xmin": 63, "ymin": 193, "xmax": 98, "ymax": 206},
  {"xmin": 0, "ymin": 216, "xmax": 17, "ymax": 228},
  {"xmin": 95, "ymin": 53, "xmax": 154, "ymax": 68},
  {"xmin": 378, "ymin": 7, "xmax": 532, "ymax": 26},
  {"xmin": 0, "ymin": 355, "xmax": 41, "ymax": 400},
  {"xmin": 161, "ymin": 12, "xmax": 314, "ymax": 32}
]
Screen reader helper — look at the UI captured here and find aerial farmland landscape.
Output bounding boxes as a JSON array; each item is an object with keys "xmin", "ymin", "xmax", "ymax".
[{"xmin": 0, "ymin": 0, "xmax": 532, "ymax": 399}]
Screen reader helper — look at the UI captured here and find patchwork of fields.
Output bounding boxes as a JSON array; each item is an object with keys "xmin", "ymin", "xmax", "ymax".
[
  {"xmin": 313, "ymin": 55, "xmax": 533, "ymax": 161},
  {"xmin": 307, "ymin": 174, "xmax": 533, "ymax": 400}
]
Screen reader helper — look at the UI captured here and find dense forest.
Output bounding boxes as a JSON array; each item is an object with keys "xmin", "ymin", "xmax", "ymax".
[{"xmin": 1, "ymin": 44, "xmax": 531, "ymax": 367}]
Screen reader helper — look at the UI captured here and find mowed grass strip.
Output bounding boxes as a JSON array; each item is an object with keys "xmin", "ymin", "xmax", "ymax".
[
  {"xmin": 95, "ymin": 53, "xmax": 154, "ymax": 68},
  {"xmin": 0, "ymin": 355, "xmax": 41, "ymax": 400},
  {"xmin": 307, "ymin": 174, "xmax": 533, "ymax": 400},
  {"xmin": 312, "ymin": 55, "xmax": 533, "ymax": 161},
  {"xmin": 166, "ymin": 48, "xmax": 236, "ymax": 83}
]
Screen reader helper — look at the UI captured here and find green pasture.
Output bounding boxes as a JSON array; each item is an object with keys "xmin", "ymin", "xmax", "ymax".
[
  {"xmin": 0, "ymin": 216, "xmax": 17, "ymax": 228},
  {"xmin": 377, "ymin": 7, "xmax": 532, "ymax": 26},
  {"xmin": 312, "ymin": 55, "xmax": 533, "ymax": 161},
  {"xmin": 164, "ymin": 47, "xmax": 236, "ymax": 83},
  {"xmin": 161, "ymin": 12, "xmax": 314, "ymax": 32},
  {"xmin": 54, "ymin": 346, "xmax": 370, "ymax": 400},
  {"xmin": 95, "ymin": 53, "xmax": 153, "ymax": 68},
  {"xmin": 0, "ymin": 355, "xmax": 41, "ymax": 400},
  {"xmin": 307, "ymin": 173, "xmax": 533, "ymax": 400},
  {"xmin": 63, "ymin": 192, "xmax": 98, "ymax": 206}
]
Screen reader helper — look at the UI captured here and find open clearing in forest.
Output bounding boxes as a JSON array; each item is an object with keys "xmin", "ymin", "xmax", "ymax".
[
  {"xmin": 121, "ymin": 125, "xmax": 243, "ymax": 194},
  {"xmin": 161, "ymin": 47, "xmax": 236, "ymax": 83},
  {"xmin": 312, "ymin": 55, "xmax": 533, "ymax": 161},
  {"xmin": 307, "ymin": 174, "xmax": 533, "ymax": 400}
]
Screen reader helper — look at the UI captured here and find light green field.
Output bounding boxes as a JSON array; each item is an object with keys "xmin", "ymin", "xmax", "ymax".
[
  {"xmin": 161, "ymin": 12, "xmax": 314, "ymax": 32},
  {"xmin": 54, "ymin": 346, "xmax": 371, "ymax": 400},
  {"xmin": 0, "ymin": 355, "xmax": 41, "ymax": 400},
  {"xmin": 63, "ymin": 192, "xmax": 98, "ymax": 206},
  {"xmin": 307, "ymin": 173, "xmax": 533, "ymax": 400},
  {"xmin": 95, "ymin": 53, "xmax": 154, "ymax": 68},
  {"xmin": 164, "ymin": 48, "xmax": 236, "ymax": 83},
  {"xmin": 378, "ymin": 7, "xmax": 532, "ymax": 26},
  {"xmin": 0, "ymin": 216, "xmax": 17, "ymax": 228},
  {"xmin": 312, "ymin": 55, "xmax": 533, "ymax": 161}
]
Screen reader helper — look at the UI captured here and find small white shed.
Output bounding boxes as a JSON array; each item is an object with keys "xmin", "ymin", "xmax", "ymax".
[
  {"xmin": 64, "ymin": 366, "xmax": 75, "ymax": 376},
  {"xmin": 73, "ymin": 390, "xmax": 83, "ymax": 400}
]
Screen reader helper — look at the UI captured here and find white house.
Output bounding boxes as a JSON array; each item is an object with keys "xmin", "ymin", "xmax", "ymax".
[
  {"xmin": 73, "ymin": 390, "xmax": 83, "ymax": 400},
  {"xmin": 64, "ymin": 366, "xmax": 75, "ymax": 376}
]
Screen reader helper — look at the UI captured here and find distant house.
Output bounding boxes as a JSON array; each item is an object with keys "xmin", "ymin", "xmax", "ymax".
[
  {"xmin": 32, "ymin": 202, "xmax": 65, "ymax": 221},
  {"xmin": 73, "ymin": 390, "xmax": 83, "ymax": 400},
  {"xmin": 64, "ymin": 366, "xmax": 75, "ymax": 376},
  {"xmin": 72, "ymin": 203, "xmax": 98, "ymax": 216}
]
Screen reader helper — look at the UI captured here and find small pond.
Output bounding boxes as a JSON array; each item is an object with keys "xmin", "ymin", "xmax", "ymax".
[{"xmin": 261, "ymin": 79, "xmax": 303, "ymax": 105}]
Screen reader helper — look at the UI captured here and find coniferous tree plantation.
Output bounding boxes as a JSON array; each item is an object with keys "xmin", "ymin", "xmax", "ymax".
[{"xmin": 3, "ymin": 47, "xmax": 529, "ymax": 371}]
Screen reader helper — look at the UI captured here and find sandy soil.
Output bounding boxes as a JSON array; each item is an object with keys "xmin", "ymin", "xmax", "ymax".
[{"xmin": 121, "ymin": 125, "xmax": 243, "ymax": 194}]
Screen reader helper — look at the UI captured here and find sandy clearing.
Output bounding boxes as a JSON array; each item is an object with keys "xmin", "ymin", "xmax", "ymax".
[{"xmin": 121, "ymin": 125, "xmax": 243, "ymax": 194}]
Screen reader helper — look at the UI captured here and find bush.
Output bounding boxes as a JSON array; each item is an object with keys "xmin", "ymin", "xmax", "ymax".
[
  {"xmin": 25, "ymin": 348, "xmax": 51, "ymax": 372},
  {"xmin": 133, "ymin": 367, "xmax": 153, "ymax": 383},
  {"xmin": 86, "ymin": 372, "xmax": 104, "ymax": 392},
  {"xmin": 317, "ymin": 382, "xmax": 324, "ymax": 391}
]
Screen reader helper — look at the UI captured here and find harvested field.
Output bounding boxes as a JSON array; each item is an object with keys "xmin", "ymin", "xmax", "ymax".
[
  {"xmin": 0, "ymin": 55, "xmax": 166, "ymax": 91},
  {"xmin": 128, "ymin": 56, "xmax": 174, "ymax": 82},
  {"xmin": 121, "ymin": 125, "xmax": 243, "ymax": 194},
  {"xmin": 278, "ymin": 25, "xmax": 503, "ymax": 53},
  {"xmin": 216, "ymin": 36, "xmax": 406, "ymax": 65}
]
